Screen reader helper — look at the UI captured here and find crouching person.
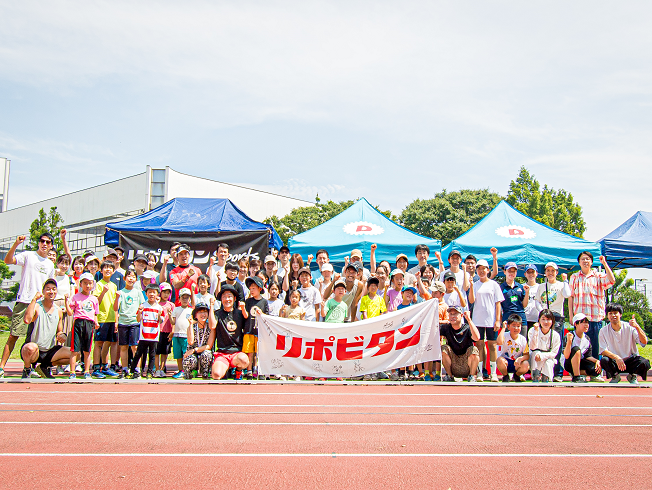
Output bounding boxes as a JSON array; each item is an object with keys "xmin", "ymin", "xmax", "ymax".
[
  {"xmin": 21, "ymin": 280, "xmax": 72, "ymax": 379},
  {"xmin": 212, "ymin": 285, "xmax": 249, "ymax": 380},
  {"xmin": 563, "ymin": 313, "xmax": 601, "ymax": 383},
  {"xmin": 528, "ymin": 309, "xmax": 561, "ymax": 383},
  {"xmin": 599, "ymin": 303, "xmax": 649, "ymax": 385},
  {"xmin": 496, "ymin": 315, "xmax": 530, "ymax": 382},
  {"xmin": 440, "ymin": 306, "xmax": 481, "ymax": 382},
  {"xmin": 182, "ymin": 300, "xmax": 216, "ymax": 379}
]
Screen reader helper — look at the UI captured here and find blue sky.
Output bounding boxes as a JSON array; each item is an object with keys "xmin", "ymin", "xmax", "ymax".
[{"xmin": 1, "ymin": 1, "xmax": 651, "ymax": 243}]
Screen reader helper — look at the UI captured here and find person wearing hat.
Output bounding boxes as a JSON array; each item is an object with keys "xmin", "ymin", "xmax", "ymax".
[
  {"xmin": 316, "ymin": 263, "xmax": 334, "ymax": 299},
  {"xmin": 169, "ymin": 288, "xmax": 194, "ymax": 379},
  {"xmin": 385, "ymin": 269, "xmax": 405, "ymax": 313},
  {"xmin": 324, "ymin": 262, "xmax": 364, "ymax": 321},
  {"xmin": 437, "ymin": 249, "xmax": 470, "ymax": 294},
  {"xmin": 66, "ymin": 272, "xmax": 100, "ymax": 379},
  {"xmin": 397, "ymin": 285, "xmax": 418, "ymax": 310},
  {"xmin": 263, "ymin": 254, "xmax": 281, "ymax": 288},
  {"xmin": 170, "ymin": 244, "xmax": 202, "ymax": 307},
  {"xmin": 181, "ymin": 299, "xmax": 216, "ymax": 380},
  {"xmin": 113, "ymin": 246, "xmax": 126, "ymax": 276},
  {"xmin": 395, "ymin": 253, "xmax": 416, "ymax": 286},
  {"xmin": 20, "ymin": 279, "xmax": 71, "ymax": 379},
  {"xmin": 296, "ymin": 266, "xmax": 322, "ymax": 322},
  {"xmin": 470, "ymin": 258, "xmax": 503, "ymax": 382},
  {"xmin": 131, "ymin": 253, "xmax": 149, "ymax": 292},
  {"xmin": 218, "ymin": 262, "xmax": 246, "ymax": 304},
  {"xmin": 440, "ymin": 306, "xmax": 481, "ymax": 382},
  {"xmin": 499, "ymin": 262, "xmax": 529, "ymax": 326},
  {"xmin": 114, "ymin": 268, "xmax": 146, "ymax": 378},
  {"xmin": 128, "ymin": 283, "xmax": 164, "ymax": 379},
  {"xmin": 339, "ymin": 249, "xmax": 371, "ymax": 282},
  {"xmin": 243, "ymin": 276, "xmax": 269, "ymax": 379},
  {"xmin": 213, "ymin": 284, "xmax": 249, "ymax": 380},
  {"xmin": 523, "ymin": 264, "xmax": 541, "ymax": 331},
  {"xmin": 154, "ymin": 283, "xmax": 175, "ymax": 378},
  {"xmin": 321, "ymin": 279, "xmax": 349, "ymax": 323},
  {"xmin": 442, "ymin": 270, "xmax": 468, "ymax": 313},
  {"xmin": 562, "ymin": 313, "xmax": 601, "ymax": 383},
  {"xmin": 276, "ymin": 245, "xmax": 291, "ymax": 282},
  {"xmin": 95, "ymin": 248, "xmax": 125, "ymax": 291}
]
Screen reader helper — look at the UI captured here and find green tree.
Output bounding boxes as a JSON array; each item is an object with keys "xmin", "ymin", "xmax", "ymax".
[
  {"xmin": 265, "ymin": 196, "xmax": 397, "ymax": 245},
  {"xmin": 399, "ymin": 189, "xmax": 503, "ymax": 245},
  {"xmin": 610, "ymin": 270, "xmax": 652, "ymax": 337},
  {"xmin": 0, "ymin": 260, "xmax": 18, "ymax": 303},
  {"xmin": 28, "ymin": 207, "xmax": 64, "ymax": 254},
  {"xmin": 507, "ymin": 166, "xmax": 586, "ymax": 237}
]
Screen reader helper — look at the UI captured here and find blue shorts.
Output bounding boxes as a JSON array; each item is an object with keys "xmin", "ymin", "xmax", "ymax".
[
  {"xmin": 95, "ymin": 322, "xmax": 117, "ymax": 342},
  {"xmin": 172, "ymin": 336, "xmax": 188, "ymax": 360},
  {"xmin": 477, "ymin": 326, "xmax": 498, "ymax": 341},
  {"xmin": 118, "ymin": 324, "xmax": 140, "ymax": 347},
  {"xmin": 502, "ymin": 357, "xmax": 516, "ymax": 373}
]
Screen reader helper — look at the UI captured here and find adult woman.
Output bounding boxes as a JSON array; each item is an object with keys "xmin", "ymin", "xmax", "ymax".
[
  {"xmin": 182, "ymin": 300, "xmax": 216, "ymax": 379},
  {"xmin": 282, "ymin": 253, "xmax": 304, "ymax": 304}
]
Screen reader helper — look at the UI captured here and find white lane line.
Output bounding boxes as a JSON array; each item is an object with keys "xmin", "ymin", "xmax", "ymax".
[
  {"xmin": 1, "ymin": 402, "xmax": 650, "ymax": 410},
  {"xmin": 1, "ymin": 390, "xmax": 650, "ymax": 398},
  {"xmin": 1, "ymin": 453, "xmax": 651, "ymax": 458},
  {"xmin": 1, "ymin": 421, "xmax": 650, "ymax": 427}
]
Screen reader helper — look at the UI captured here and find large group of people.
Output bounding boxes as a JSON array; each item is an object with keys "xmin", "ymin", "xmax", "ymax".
[{"xmin": 1, "ymin": 232, "xmax": 649, "ymax": 384}]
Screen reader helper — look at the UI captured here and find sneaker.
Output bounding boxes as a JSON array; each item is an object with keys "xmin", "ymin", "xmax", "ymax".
[
  {"xmin": 590, "ymin": 375, "xmax": 606, "ymax": 383},
  {"xmin": 502, "ymin": 375, "xmax": 510, "ymax": 383},
  {"xmin": 154, "ymin": 370, "xmax": 165, "ymax": 378},
  {"xmin": 277, "ymin": 376, "xmax": 287, "ymax": 381},
  {"xmin": 609, "ymin": 373, "xmax": 621, "ymax": 384},
  {"xmin": 572, "ymin": 375, "xmax": 587, "ymax": 383},
  {"xmin": 433, "ymin": 374, "xmax": 441, "ymax": 382},
  {"xmin": 390, "ymin": 372, "xmax": 399, "ymax": 381},
  {"xmin": 91, "ymin": 369, "xmax": 106, "ymax": 379},
  {"xmin": 172, "ymin": 371, "xmax": 184, "ymax": 379},
  {"xmin": 57, "ymin": 366, "xmax": 65, "ymax": 375},
  {"xmin": 553, "ymin": 376, "xmax": 563, "ymax": 383},
  {"xmin": 258, "ymin": 375, "xmax": 266, "ymax": 380},
  {"xmin": 627, "ymin": 374, "xmax": 639, "ymax": 385},
  {"xmin": 118, "ymin": 370, "xmax": 128, "ymax": 379},
  {"xmin": 541, "ymin": 375, "xmax": 550, "ymax": 383},
  {"xmin": 101, "ymin": 366, "xmax": 119, "ymax": 377},
  {"xmin": 75, "ymin": 364, "xmax": 83, "ymax": 373},
  {"xmin": 363, "ymin": 374, "xmax": 372, "ymax": 381},
  {"xmin": 294, "ymin": 376, "xmax": 301, "ymax": 381},
  {"xmin": 423, "ymin": 374, "xmax": 432, "ymax": 381},
  {"xmin": 369, "ymin": 373, "xmax": 378, "ymax": 381},
  {"xmin": 22, "ymin": 367, "xmax": 34, "ymax": 379},
  {"xmin": 482, "ymin": 368, "xmax": 489, "ymax": 379},
  {"xmin": 490, "ymin": 374, "xmax": 499, "ymax": 382},
  {"xmin": 532, "ymin": 370, "xmax": 541, "ymax": 383},
  {"xmin": 234, "ymin": 370, "xmax": 243, "ymax": 381},
  {"xmin": 468, "ymin": 375, "xmax": 477, "ymax": 383},
  {"xmin": 69, "ymin": 373, "xmax": 76, "ymax": 380},
  {"xmin": 442, "ymin": 374, "xmax": 454, "ymax": 382},
  {"xmin": 514, "ymin": 375, "xmax": 524, "ymax": 383},
  {"xmin": 0, "ymin": 367, "xmax": 4, "ymax": 378},
  {"xmin": 83, "ymin": 372, "xmax": 92, "ymax": 380},
  {"xmin": 146, "ymin": 373, "xmax": 153, "ymax": 380},
  {"xmin": 35, "ymin": 366, "xmax": 55, "ymax": 379},
  {"xmin": 475, "ymin": 375, "xmax": 483, "ymax": 382},
  {"xmin": 377, "ymin": 371, "xmax": 390, "ymax": 380}
]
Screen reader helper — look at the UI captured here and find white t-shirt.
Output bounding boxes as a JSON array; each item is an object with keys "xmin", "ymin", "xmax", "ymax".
[
  {"xmin": 299, "ymin": 285, "xmax": 322, "ymax": 322},
  {"xmin": 439, "ymin": 269, "xmax": 467, "ymax": 291},
  {"xmin": 267, "ymin": 298, "xmax": 284, "ymax": 317},
  {"xmin": 536, "ymin": 280, "xmax": 570, "ymax": 315},
  {"xmin": 208, "ymin": 264, "xmax": 226, "ymax": 295},
  {"xmin": 500, "ymin": 333, "xmax": 528, "ymax": 360},
  {"xmin": 443, "ymin": 289, "xmax": 465, "ymax": 311},
  {"xmin": 599, "ymin": 322, "xmax": 642, "ymax": 359},
  {"xmin": 171, "ymin": 306, "xmax": 192, "ymax": 337},
  {"xmin": 54, "ymin": 273, "xmax": 73, "ymax": 300},
  {"xmin": 471, "ymin": 279, "xmax": 504, "ymax": 327},
  {"xmin": 571, "ymin": 333, "xmax": 592, "ymax": 357},
  {"xmin": 14, "ymin": 251, "xmax": 55, "ymax": 304},
  {"xmin": 524, "ymin": 283, "xmax": 541, "ymax": 322}
]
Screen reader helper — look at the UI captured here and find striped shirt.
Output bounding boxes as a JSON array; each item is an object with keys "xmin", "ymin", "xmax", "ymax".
[{"xmin": 568, "ymin": 269, "xmax": 614, "ymax": 322}]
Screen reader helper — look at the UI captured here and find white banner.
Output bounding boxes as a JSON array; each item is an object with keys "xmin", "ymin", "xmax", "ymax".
[{"xmin": 257, "ymin": 300, "xmax": 441, "ymax": 378}]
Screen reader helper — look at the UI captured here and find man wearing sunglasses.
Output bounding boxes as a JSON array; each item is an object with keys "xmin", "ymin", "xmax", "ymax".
[{"xmin": 0, "ymin": 233, "xmax": 56, "ymax": 377}]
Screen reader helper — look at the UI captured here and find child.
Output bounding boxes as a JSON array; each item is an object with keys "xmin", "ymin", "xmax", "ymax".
[
  {"xmin": 244, "ymin": 276, "xmax": 269, "ymax": 379},
  {"xmin": 443, "ymin": 271, "xmax": 467, "ymax": 311},
  {"xmin": 563, "ymin": 313, "xmax": 601, "ymax": 383},
  {"xmin": 66, "ymin": 272, "xmax": 100, "ymax": 379},
  {"xmin": 397, "ymin": 285, "xmax": 417, "ymax": 310},
  {"xmin": 170, "ymin": 288, "xmax": 193, "ymax": 379},
  {"xmin": 53, "ymin": 255, "xmax": 74, "ymax": 351},
  {"xmin": 248, "ymin": 258, "xmax": 261, "ymax": 278},
  {"xmin": 298, "ymin": 267, "xmax": 321, "ymax": 321},
  {"xmin": 154, "ymin": 282, "xmax": 175, "ymax": 377},
  {"xmin": 91, "ymin": 261, "xmax": 119, "ymax": 378},
  {"xmin": 321, "ymin": 279, "xmax": 349, "ymax": 323},
  {"xmin": 496, "ymin": 315, "xmax": 530, "ymax": 382},
  {"xmin": 129, "ymin": 283, "xmax": 163, "ymax": 379},
  {"xmin": 280, "ymin": 290, "xmax": 306, "ymax": 320},
  {"xmin": 194, "ymin": 274, "xmax": 213, "ymax": 306},
  {"xmin": 219, "ymin": 262, "xmax": 246, "ymax": 303},
  {"xmin": 385, "ymin": 269, "xmax": 404, "ymax": 312},
  {"xmin": 317, "ymin": 263, "xmax": 334, "ymax": 298},
  {"xmin": 528, "ymin": 309, "xmax": 561, "ymax": 383},
  {"xmin": 267, "ymin": 282, "xmax": 284, "ymax": 316},
  {"xmin": 72, "ymin": 256, "xmax": 84, "ymax": 293},
  {"xmin": 182, "ymin": 300, "xmax": 217, "ymax": 380},
  {"xmin": 85, "ymin": 255, "xmax": 100, "ymax": 277},
  {"xmin": 359, "ymin": 277, "xmax": 387, "ymax": 319},
  {"xmin": 114, "ymin": 269, "xmax": 145, "ymax": 378}
]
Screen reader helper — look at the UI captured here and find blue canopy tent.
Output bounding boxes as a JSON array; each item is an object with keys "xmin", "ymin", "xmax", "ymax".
[
  {"xmin": 288, "ymin": 198, "xmax": 440, "ymax": 270},
  {"xmin": 105, "ymin": 198, "xmax": 282, "ymax": 271},
  {"xmin": 599, "ymin": 211, "xmax": 652, "ymax": 269},
  {"xmin": 440, "ymin": 201, "xmax": 601, "ymax": 272}
]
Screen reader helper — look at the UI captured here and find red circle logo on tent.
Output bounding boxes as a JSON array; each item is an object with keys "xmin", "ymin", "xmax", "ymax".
[
  {"xmin": 343, "ymin": 221, "xmax": 385, "ymax": 236},
  {"xmin": 495, "ymin": 225, "xmax": 536, "ymax": 239}
]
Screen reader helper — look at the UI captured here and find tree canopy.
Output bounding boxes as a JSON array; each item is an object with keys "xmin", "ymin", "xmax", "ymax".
[{"xmin": 28, "ymin": 207, "xmax": 65, "ymax": 254}]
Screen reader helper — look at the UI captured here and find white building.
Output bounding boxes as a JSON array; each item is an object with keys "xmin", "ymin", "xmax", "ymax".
[{"xmin": 0, "ymin": 166, "xmax": 311, "ymax": 260}]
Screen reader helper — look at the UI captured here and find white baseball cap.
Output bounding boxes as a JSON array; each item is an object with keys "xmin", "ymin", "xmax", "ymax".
[
  {"xmin": 545, "ymin": 262, "xmax": 558, "ymax": 270},
  {"xmin": 476, "ymin": 259, "xmax": 489, "ymax": 268}
]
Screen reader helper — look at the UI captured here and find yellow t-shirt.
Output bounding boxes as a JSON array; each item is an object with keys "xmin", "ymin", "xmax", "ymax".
[
  {"xmin": 359, "ymin": 294, "xmax": 387, "ymax": 318},
  {"xmin": 93, "ymin": 279, "xmax": 117, "ymax": 323}
]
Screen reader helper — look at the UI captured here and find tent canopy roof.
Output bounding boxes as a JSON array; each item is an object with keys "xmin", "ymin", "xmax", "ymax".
[
  {"xmin": 288, "ymin": 198, "xmax": 440, "ymax": 267},
  {"xmin": 599, "ymin": 211, "xmax": 652, "ymax": 269},
  {"xmin": 440, "ymin": 200, "xmax": 601, "ymax": 271},
  {"xmin": 105, "ymin": 198, "xmax": 282, "ymax": 248}
]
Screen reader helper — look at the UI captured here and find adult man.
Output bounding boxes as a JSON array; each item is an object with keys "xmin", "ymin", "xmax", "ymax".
[
  {"xmin": 212, "ymin": 284, "xmax": 249, "ymax": 380},
  {"xmin": 464, "ymin": 247, "xmax": 499, "ymax": 283},
  {"xmin": 170, "ymin": 244, "xmax": 202, "ymax": 306},
  {"xmin": 440, "ymin": 306, "xmax": 481, "ymax": 382},
  {"xmin": 599, "ymin": 303, "xmax": 649, "ymax": 385},
  {"xmin": 276, "ymin": 245, "xmax": 291, "ymax": 282},
  {"xmin": 264, "ymin": 254, "xmax": 280, "ymax": 286},
  {"xmin": 21, "ymin": 279, "xmax": 71, "ymax": 379},
  {"xmin": 323, "ymin": 263, "xmax": 364, "ymax": 322},
  {"xmin": 0, "ymin": 233, "xmax": 55, "ymax": 377},
  {"xmin": 208, "ymin": 243, "xmax": 229, "ymax": 295},
  {"xmin": 568, "ymin": 252, "xmax": 615, "ymax": 361},
  {"xmin": 408, "ymin": 244, "xmax": 430, "ymax": 276},
  {"xmin": 311, "ymin": 249, "xmax": 330, "ymax": 282}
]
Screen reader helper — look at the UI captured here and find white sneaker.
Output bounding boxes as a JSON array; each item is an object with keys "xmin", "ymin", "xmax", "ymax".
[
  {"xmin": 294, "ymin": 376, "xmax": 301, "ymax": 381},
  {"xmin": 277, "ymin": 376, "xmax": 287, "ymax": 381},
  {"xmin": 490, "ymin": 374, "xmax": 499, "ymax": 382},
  {"xmin": 591, "ymin": 375, "xmax": 606, "ymax": 383}
]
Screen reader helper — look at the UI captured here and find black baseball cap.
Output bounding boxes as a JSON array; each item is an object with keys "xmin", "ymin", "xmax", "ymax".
[
  {"xmin": 42, "ymin": 278, "xmax": 58, "ymax": 289},
  {"xmin": 279, "ymin": 245, "xmax": 290, "ymax": 254}
]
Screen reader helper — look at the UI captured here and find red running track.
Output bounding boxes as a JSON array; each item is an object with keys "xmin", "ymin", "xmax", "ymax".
[{"xmin": 0, "ymin": 383, "xmax": 651, "ymax": 489}]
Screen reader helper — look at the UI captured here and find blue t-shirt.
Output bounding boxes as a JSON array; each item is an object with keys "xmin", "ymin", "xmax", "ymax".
[{"xmin": 500, "ymin": 281, "xmax": 526, "ymax": 323}]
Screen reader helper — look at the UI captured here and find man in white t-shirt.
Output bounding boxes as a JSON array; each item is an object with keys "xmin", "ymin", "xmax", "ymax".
[
  {"xmin": 599, "ymin": 303, "xmax": 649, "ymax": 385},
  {"xmin": 208, "ymin": 243, "xmax": 229, "ymax": 296},
  {"xmin": 0, "ymin": 233, "xmax": 56, "ymax": 377}
]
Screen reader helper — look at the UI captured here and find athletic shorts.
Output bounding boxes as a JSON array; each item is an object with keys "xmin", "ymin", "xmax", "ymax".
[
  {"xmin": 501, "ymin": 357, "xmax": 516, "ymax": 373},
  {"xmin": 71, "ymin": 319, "xmax": 94, "ymax": 353},
  {"xmin": 213, "ymin": 351, "xmax": 243, "ymax": 368},
  {"xmin": 10, "ymin": 302, "xmax": 29, "ymax": 337},
  {"xmin": 118, "ymin": 324, "xmax": 140, "ymax": 346},
  {"xmin": 156, "ymin": 333, "xmax": 172, "ymax": 355},
  {"xmin": 172, "ymin": 336, "xmax": 188, "ymax": 359},
  {"xmin": 242, "ymin": 334, "xmax": 257, "ymax": 354},
  {"xmin": 21, "ymin": 344, "xmax": 63, "ymax": 368},
  {"xmin": 477, "ymin": 326, "xmax": 498, "ymax": 341},
  {"xmin": 94, "ymin": 322, "xmax": 117, "ymax": 343}
]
